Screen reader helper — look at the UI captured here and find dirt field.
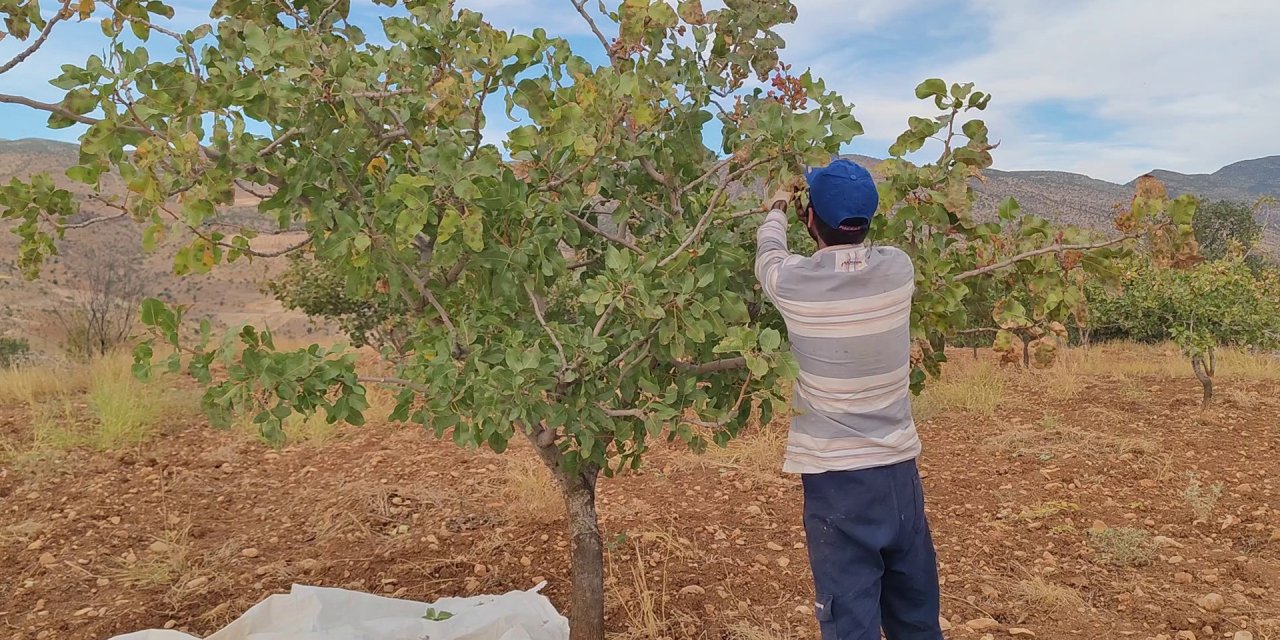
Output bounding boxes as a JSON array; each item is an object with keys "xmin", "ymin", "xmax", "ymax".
[{"xmin": 2, "ymin": 344, "xmax": 1279, "ymax": 640}]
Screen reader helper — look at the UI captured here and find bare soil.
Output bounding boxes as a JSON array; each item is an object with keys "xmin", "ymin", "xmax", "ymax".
[{"xmin": 2, "ymin": 349, "xmax": 1279, "ymax": 640}]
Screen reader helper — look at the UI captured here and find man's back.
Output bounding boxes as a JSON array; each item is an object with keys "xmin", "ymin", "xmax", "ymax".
[{"xmin": 755, "ymin": 212, "xmax": 920, "ymax": 474}]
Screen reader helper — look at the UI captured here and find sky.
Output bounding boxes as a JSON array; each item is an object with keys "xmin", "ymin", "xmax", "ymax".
[{"xmin": 0, "ymin": 0, "xmax": 1276, "ymax": 183}]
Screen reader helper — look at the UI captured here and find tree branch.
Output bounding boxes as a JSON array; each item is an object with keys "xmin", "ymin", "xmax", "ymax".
[
  {"xmin": 0, "ymin": 0, "xmax": 72, "ymax": 76},
  {"xmin": 953, "ymin": 232, "xmax": 1144, "ymax": 281},
  {"xmin": 260, "ymin": 128, "xmax": 300, "ymax": 157},
  {"xmin": 565, "ymin": 210, "xmax": 644, "ymax": 254},
  {"xmin": 323, "ymin": 88, "xmax": 417, "ymax": 102},
  {"xmin": 58, "ymin": 211, "xmax": 129, "ymax": 229},
  {"xmin": 526, "ymin": 283, "xmax": 570, "ymax": 379},
  {"xmin": 680, "ymin": 155, "xmax": 734, "ymax": 195},
  {"xmin": 468, "ymin": 72, "xmax": 495, "ymax": 159},
  {"xmin": 569, "ymin": 0, "xmax": 613, "ymax": 58},
  {"xmin": 592, "ymin": 299, "xmax": 617, "ymax": 338},
  {"xmin": 358, "ymin": 376, "xmax": 428, "ymax": 394},
  {"xmin": 675, "ymin": 356, "xmax": 746, "ymax": 374},
  {"xmin": 0, "ymin": 93, "xmax": 104, "ymax": 129},
  {"xmin": 157, "ymin": 203, "xmax": 311, "ymax": 258},
  {"xmin": 658, "ymin": 158, "xmax": 769, "ymax": 268}
]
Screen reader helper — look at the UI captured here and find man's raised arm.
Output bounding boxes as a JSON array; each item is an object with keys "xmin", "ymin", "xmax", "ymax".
[{"xmin": 754, "ymin": 188, "xmax": 794, "ymax": 301}]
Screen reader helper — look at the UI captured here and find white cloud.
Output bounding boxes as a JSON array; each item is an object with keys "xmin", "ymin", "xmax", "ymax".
[{"xmin": 941, "ymin": 0, "xmax": 1280, "ymax": 180}]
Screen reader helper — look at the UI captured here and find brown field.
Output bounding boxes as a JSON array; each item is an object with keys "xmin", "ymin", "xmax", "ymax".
[{"xmin": 1, "ymin": 344, "xmax": 1279, "ymax": 640}]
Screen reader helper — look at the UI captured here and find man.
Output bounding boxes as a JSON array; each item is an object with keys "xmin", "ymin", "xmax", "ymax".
[{"xmin": 755, "ymin": 158, "xmax": 942, "ymax": 640}]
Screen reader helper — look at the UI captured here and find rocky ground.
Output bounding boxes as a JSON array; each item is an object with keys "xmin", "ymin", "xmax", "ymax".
[{"xmin": 1, "ymin": 344, "xmax": 1278, "ymax": 639}]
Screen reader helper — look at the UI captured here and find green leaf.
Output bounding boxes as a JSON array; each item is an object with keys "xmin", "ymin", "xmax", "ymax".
[
  {"xmin": 914, "ymin": 78, "xmax": 947, "ymax": 100},
  {"xmin": 758, "ymin": 328, "xmax": 782, "ymax": 352},
  {"xmin": 462, "ymin": 214, "xmax": 484, "ymax": 252},
  {"xmin": 438, "ymin": 208, "xmax": 462, "ymax": 244}
]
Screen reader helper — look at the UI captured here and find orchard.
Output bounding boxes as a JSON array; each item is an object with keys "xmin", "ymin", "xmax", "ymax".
[{"xmin": 0, "ymin": 1, "xmax": 1200, "ymax": 638}]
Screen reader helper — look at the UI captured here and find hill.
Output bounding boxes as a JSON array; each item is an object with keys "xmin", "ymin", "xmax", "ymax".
[
  {"xmin": 850, "ymin": 152, "xmax": 1280, "ymax": 252},
  {"xmin": 0, "ymin": 138, "xmax": 317, "ymax": 351}
]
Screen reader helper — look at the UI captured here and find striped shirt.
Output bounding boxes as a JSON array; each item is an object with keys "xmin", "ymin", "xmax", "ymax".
[{"xmin": 754, "ymin": 209, "xmax": 921, "ymax": 474}]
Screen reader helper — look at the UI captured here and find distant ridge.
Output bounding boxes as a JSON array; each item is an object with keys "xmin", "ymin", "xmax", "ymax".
[{"xmin": 1, "ymin": 138, "xmax": 1276, "ymax": 254}]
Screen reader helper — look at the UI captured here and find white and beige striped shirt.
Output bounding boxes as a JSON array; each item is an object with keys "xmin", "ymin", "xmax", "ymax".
[{"xmin": 754, "ymin": 209, "xmax": 921, "ymax": 474}]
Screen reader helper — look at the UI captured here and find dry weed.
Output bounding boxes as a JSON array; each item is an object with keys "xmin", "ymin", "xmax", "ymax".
[
  {"xmin": 1018, "ymin": 501, "xmax": 1080, "ymax": 521},
  {"xmin": 985, "ymin": 417, "xmax": 1159, "ymax": 461},
  {"xmin": 105, "ymin": 525, "xmax": 230, "ymax": 606},
  {"xmin": 693, "ymin": 423, "xmax": 789, "ymax": 481},
  {"xmin": 0, "ymin": 362, "xmax": 89, "ymax": 405},
  {"xmin": 926, "ymin": 360, "xmax": 1005, "ymax": 416},
  {"xmin": 723, "ymin": 619, "xmax": 804, "ymax": 640},
  {"xmin": 606, "ymin": 531, "xmax": 697, "ymax": 640},
  {"xmin": 1089, "ymin": 527, "xmax": 1156, "ymax": 567},
  {"xmin": 1031, "ymin": 362, "xmax": 1085, "ymax": 400},
  {"xmin": 501, "ymin": 456, "xmax": 563, "ymax": 525},
  {"xmin": 1007, "ymin": 574, "xmax": 1086, "ymax": 612},
  {"xmin": 1215, "ymin": 348, "xmax": 1280, "ymax": 380},
  {"xmin": 1182, "ymin": 472, "xmax": 1224, "ymax": 522}
]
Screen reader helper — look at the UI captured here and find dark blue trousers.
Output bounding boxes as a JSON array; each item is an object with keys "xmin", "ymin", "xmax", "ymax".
[{"xmin": 802, "ymin": 459, "xmax": 942, "ymax": 640}]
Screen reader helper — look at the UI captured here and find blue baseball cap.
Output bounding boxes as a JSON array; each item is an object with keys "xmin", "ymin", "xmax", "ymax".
[{"xmin": 804, "ymin": 158, "xmax": 879, "ymax": 229}]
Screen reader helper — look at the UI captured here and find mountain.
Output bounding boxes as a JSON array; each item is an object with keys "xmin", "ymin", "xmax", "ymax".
[
  {"xmin": 849, "ymin": 153, "xmax": 1280, "ymax": 251},
  {"xmin": 1129, "ymin": 156, "xmax": 1280, "ymax": 203}
]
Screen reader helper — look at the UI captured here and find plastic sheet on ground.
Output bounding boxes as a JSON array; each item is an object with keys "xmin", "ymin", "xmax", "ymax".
[{"xmin": 107, "ymin": 583, "xmax": 569, "ymax": 640}]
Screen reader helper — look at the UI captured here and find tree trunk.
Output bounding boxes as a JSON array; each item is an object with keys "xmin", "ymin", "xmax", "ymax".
[
  {"xmin": 1191, "ymin": 355, "xmax": 1213, "ymax": 410},
  {"xmin": 558, "ymin": 465, "xmax": 604, "ymax": 640},
  {"xmin": 1022, "ymin": 336, "xmax": 1031, "ymax": 369},
  {"xmin": 526, "ymin": 424, "xmax": 605, "ymax": 640}
]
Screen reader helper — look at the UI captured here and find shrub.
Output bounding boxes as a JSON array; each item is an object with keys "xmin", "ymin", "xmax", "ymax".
[{"xmin": 0, "ymin": 336, "xmax": 30, "ymax": 368}]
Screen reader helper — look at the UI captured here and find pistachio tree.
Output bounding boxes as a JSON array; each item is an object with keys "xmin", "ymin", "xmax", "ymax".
[
  {"xmin": 0, "ymin": 1, "xmax": 1199, "ymax": 637},
  {"xmin": 1092, "ymin": 256, "xmax": 1280, "ymax": 408}
]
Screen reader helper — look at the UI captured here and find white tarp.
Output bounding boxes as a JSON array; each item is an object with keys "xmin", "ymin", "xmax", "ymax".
[{"xmin": 108, "ymin": 583, "xmax": 569, "ymax": 640}]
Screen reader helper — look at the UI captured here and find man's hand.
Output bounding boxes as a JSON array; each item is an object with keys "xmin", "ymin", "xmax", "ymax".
[{"xmin": 768, "ymin": 188, "xmax": 793, "ymax": 214}]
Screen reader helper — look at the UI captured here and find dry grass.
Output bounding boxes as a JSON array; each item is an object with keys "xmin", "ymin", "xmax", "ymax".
[
  {"xmin": 0, "ymin": 360, "xmax": 89, "ymax": 405},
  {"xmin": 723, "ymin": 619, "xmax": 804, "ymax": 640},
  {"xmin": 693, "ymin": 423, "xmax": 789, "ymax": 481},
  {"xmin": 1063, "ymin": 343, "xmax": 1280, "ymax": 381},
  {"xmin": 105, "ymin": 524, "xmax": 229, "ymax": 606},
  {"xmin": 1216, "ymin": 348, "xmax": 1280, "ymax": 380},
  {"xmin": 985, "ymin": 416, "xmax": 1159, "ymax": 461},
  {"xmin": 500, "ymin": 456, "xmax": 563, "ymax": 525},
  {"xmin": 1089, "ymin": 527, "xmax": 1156, "ymax": 567},
  {"xmin": 926, "ymin": 359, "xmax": 1006, "ymax": 416},
  {"xmin": 1060, "ymin": 344, "xmax": 1185, "ymax": 378},
  {"xmin": 607, "ymin": 531, "xmax": 697, "ymax": 640},
  {"xmin": 1031, "ymin": 364, "xmax": 1085, "ymax": 400},
  {"xmin": 1182, "ymin": 472, "xmax": 1224, "ymax": 522},
  {"xmin": 1007, "ymin": 574, "xmax": 1086, "ymax": 612},
  {"xmin": 1018, "ymin": 500, "xmax": 1080, "ymax": 521},
  {"xmin": 87, "ymin": 354, "xmax": 195, "ymax": 449},
  {"xmin": 4, "ymin": 352, "xmax": 198, "ymax": 455},
  {"xmin": 1224, "ymin": 387, "xmax": 1265, "ymax": 409},
  {"xmin": 235, "ymin": 410, "xmax": 346, "ymax": 447}
]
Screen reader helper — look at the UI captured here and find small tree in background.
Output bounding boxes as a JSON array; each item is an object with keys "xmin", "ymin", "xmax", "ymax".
[
  {"xmin": 0, "ymin": 336, "xmax": 31, "ymax": 368},
  {"xmin": 0, "ymin": 2, "xmax": 1199, "ymax": 637},
  {"xmin": 56, "ymin": 248, "xmax": 146, "ymax": 358},
  {"xmin": 1192, "ymin": 199, "xmax": 1261, "ymax": 261}
]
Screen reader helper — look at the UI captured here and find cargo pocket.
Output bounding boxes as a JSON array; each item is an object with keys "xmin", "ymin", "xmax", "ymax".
[{"xmin": 814, "ymin": 593, "xmax": 835, "ymax": 636}]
